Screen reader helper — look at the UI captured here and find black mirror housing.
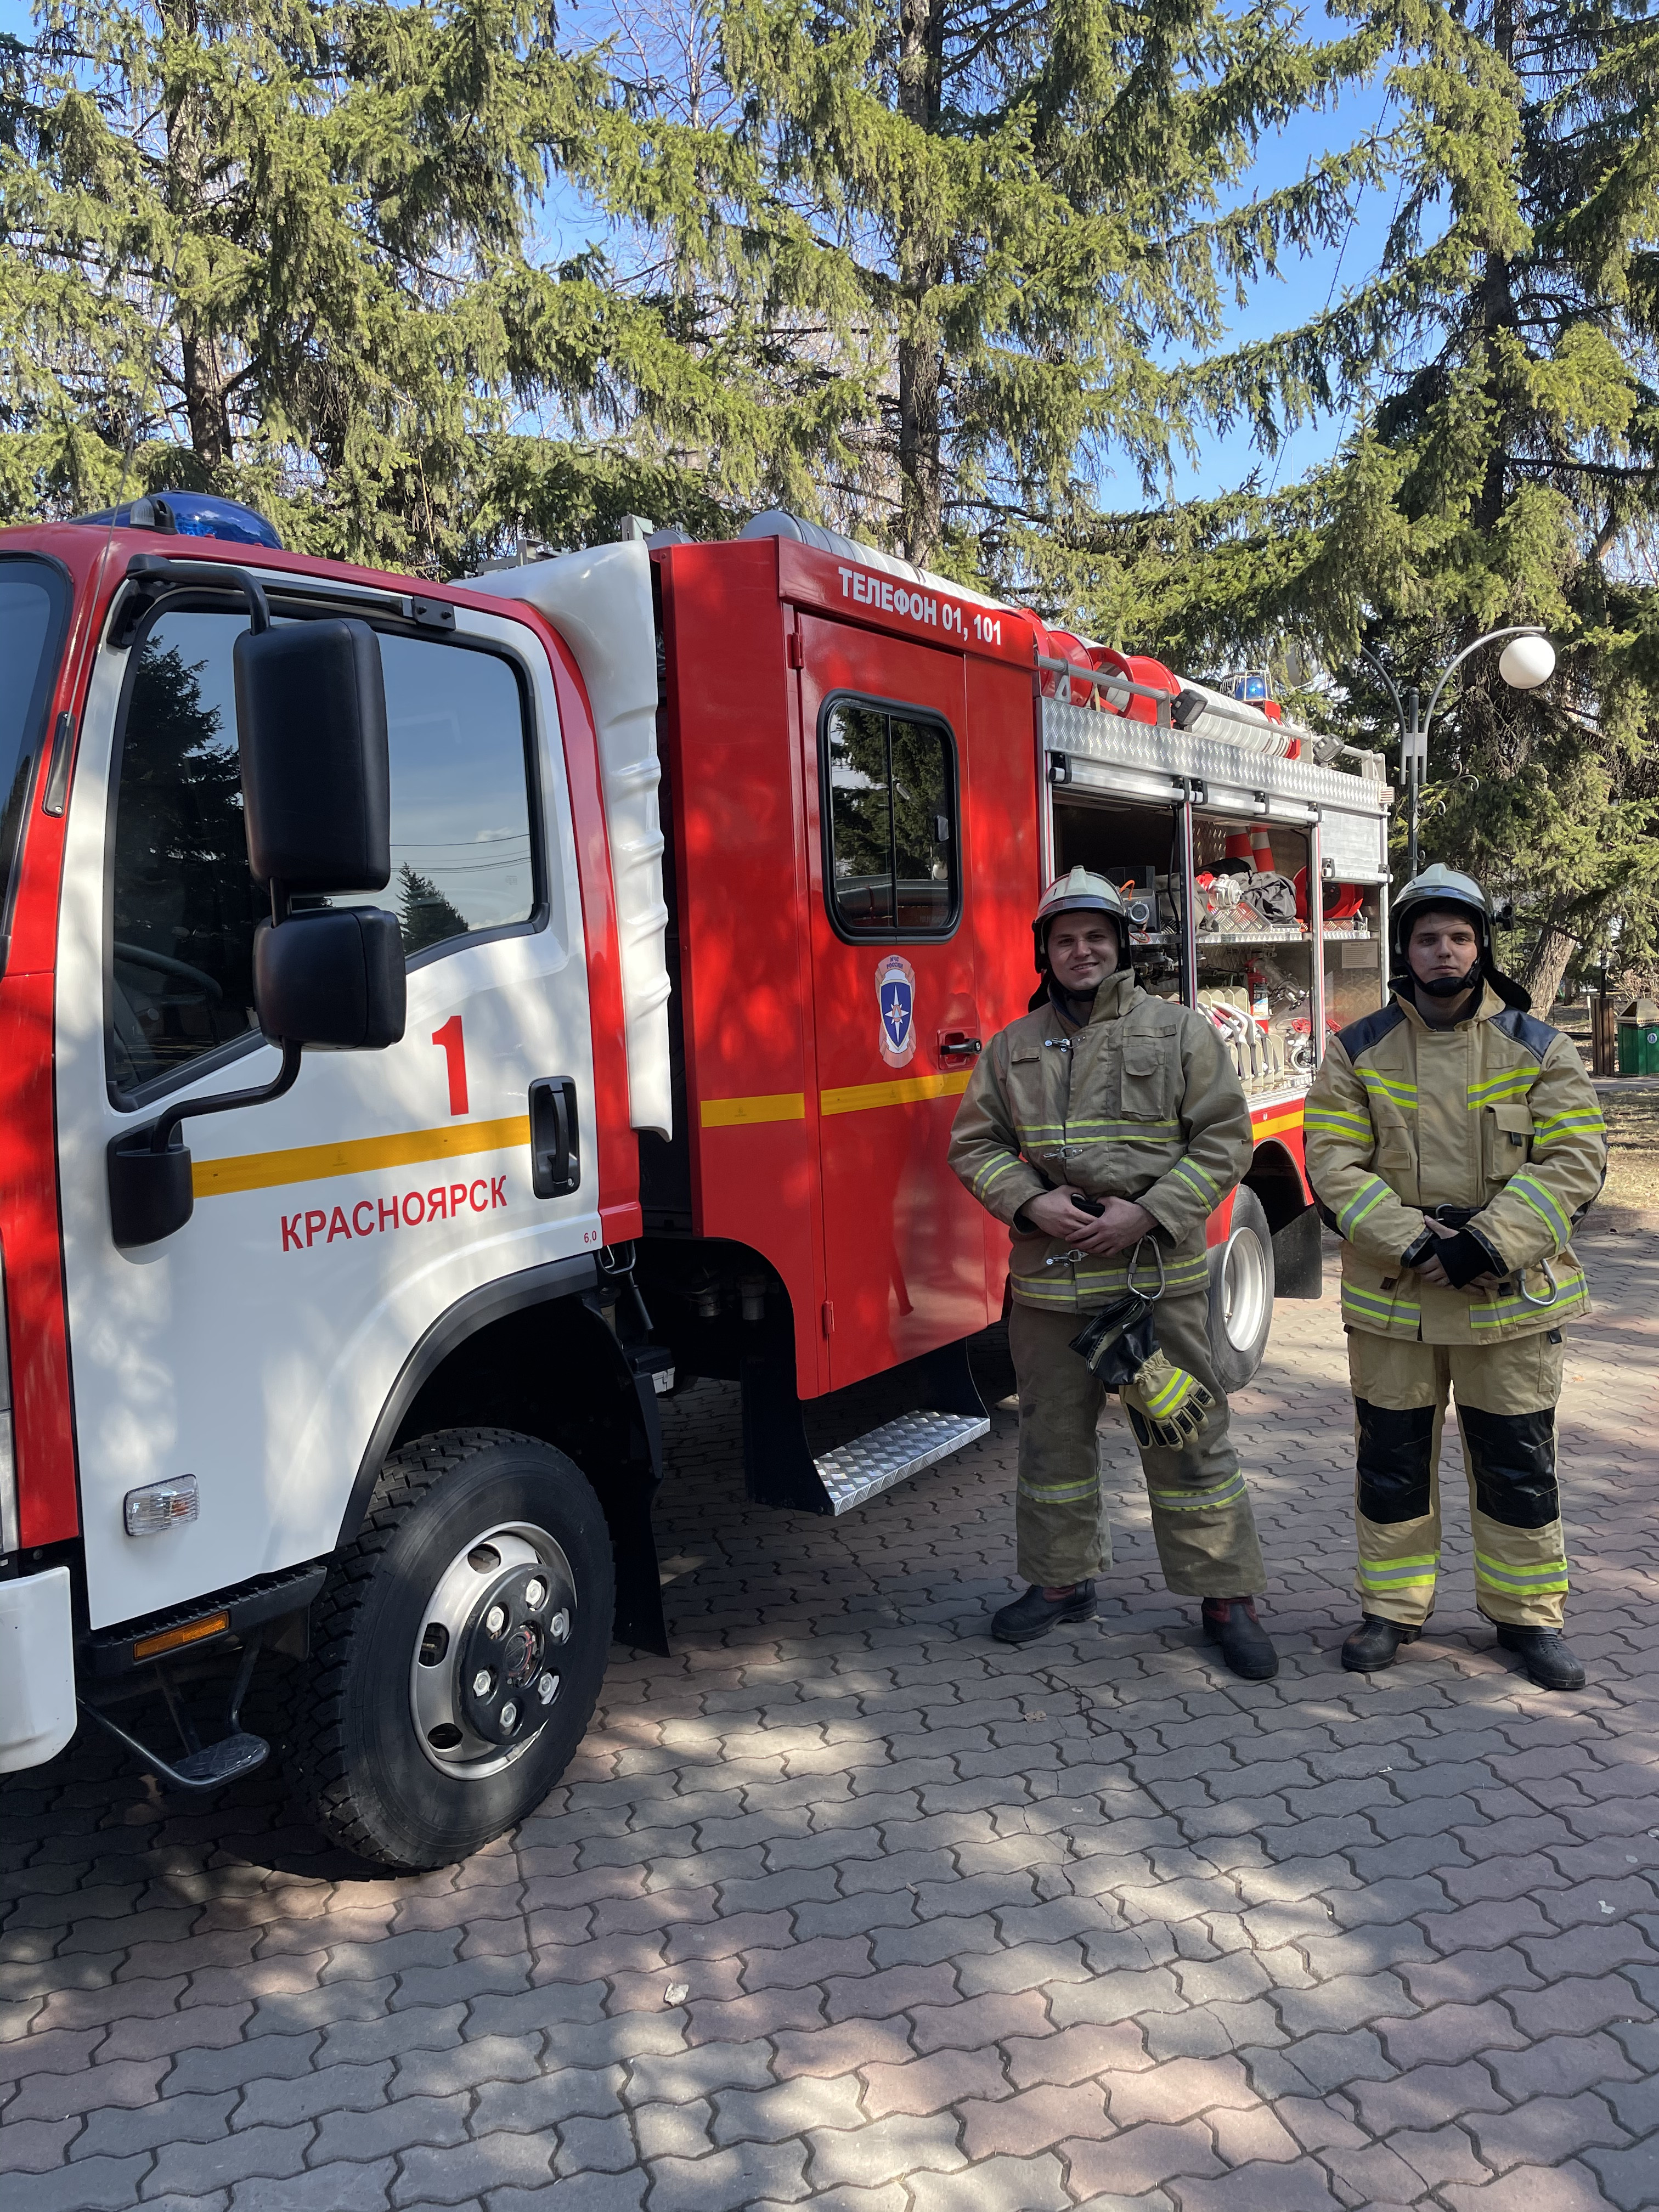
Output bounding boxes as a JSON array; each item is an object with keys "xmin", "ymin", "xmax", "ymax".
[
  {"xmin": 255, "ymin": 909, "xmax": 407, "ymax": 1048},
  {"xmin": 234, "ymin": 620, "xmax": 391, "ymax": 891}
]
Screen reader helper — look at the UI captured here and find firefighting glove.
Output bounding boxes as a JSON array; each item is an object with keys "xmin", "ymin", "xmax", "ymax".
[
  {"xmin": 1068, "ymin": 1291, "xmax": 1158, "ymax": 1386},
  {"xmin": 1121, "ymin": 1351, "xmax": 1216, "ymax": 1449},
  {"xmin": 1402, "ymin": 1221, "xmax": 1506, "ymax": 1287}
]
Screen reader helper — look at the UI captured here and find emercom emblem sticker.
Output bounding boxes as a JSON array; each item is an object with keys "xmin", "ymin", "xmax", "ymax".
[{"xmin": 876, "ymin": 953, "xmax": 916, "ymax": 1068}]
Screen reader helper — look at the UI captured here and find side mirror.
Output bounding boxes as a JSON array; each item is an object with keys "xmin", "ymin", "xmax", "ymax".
[
  {"xmin": 234, "ymin": 620, "xmax": 391, "ymax": 891},
  {"xmin": 254, "ymin": 910, "xmax": 407, "ymax": 1049}
]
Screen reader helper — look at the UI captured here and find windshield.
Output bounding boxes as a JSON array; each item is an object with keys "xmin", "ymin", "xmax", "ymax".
[{"xmin": 0, "ymin": 557, "xmax": 71, "ymax": 960}]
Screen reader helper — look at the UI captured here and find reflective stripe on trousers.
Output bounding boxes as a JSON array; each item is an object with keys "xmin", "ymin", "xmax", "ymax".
[
  {"xmin": 1008, "ymin": 1291, "xmax": 1266, "ymax": 1596},
  {"xmin": 1347, "ymin": 1328, "xmax": 1570, "ymax": 1630}
]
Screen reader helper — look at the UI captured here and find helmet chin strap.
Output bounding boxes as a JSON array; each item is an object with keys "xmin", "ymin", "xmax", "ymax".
[{"xmin": 1417, "ymin": 957, "xmax": 1483, "ymax": 1000}]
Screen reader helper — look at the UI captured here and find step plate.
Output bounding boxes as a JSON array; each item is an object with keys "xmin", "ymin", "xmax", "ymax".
[{"xmin": 814, "ymin": 1410, "xmax": 990, "ymax": 1515}]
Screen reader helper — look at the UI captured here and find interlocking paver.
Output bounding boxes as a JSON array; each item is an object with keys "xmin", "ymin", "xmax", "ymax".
[
  {"xmin": 1062, "ymin": 2118, "xmax": 1223, "ymax": 2196},
  {"xmin": 1465, "ymin": 2092, "xmax": 1630, "ymax": 2172},
  {"xmin": 712, "ymin": 2075, "xmax": 866, "ymax": 2145},
  {"xmin": 8, "ymin": 1242, "xmax": 1659, "ymax": 2212},
  {"xmin": 8, "ymin": 2155, "xmax": 154, "ymax": 2212},
  {"xmin": 73, "ymin": 2089, "xmax": 236, "ymax": 2157},
  {"xmin": 1438, "ymin": 2159, "xmax": 1612, "ymax": 2211},
  {"xmin": 228, "ymin": 2162, "xmax": 398, "ymax": 2210},
  {"xmin": 392, "ymin": 2135, "xmax": 555, "ymax": 2205},
  {"xmin": 958, "ymin": 2079, "xmax": 1111, "ymax": 2158},
  {"xmin": 145, "ymin": 2122, "xmax": 313, "ymax": 2197},
  {"xmin": 649, "ymin": 2139, "xmax": 811, "ymax": 2209},
  {"xmin": 906, "ymin": 2151, "xmax": 1069, "ymax": 2210},
  {"xmin": 806, "ymin": 2112, "xmax": 967, "ymax": 2188}
]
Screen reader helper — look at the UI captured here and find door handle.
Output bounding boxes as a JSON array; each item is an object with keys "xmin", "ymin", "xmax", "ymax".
[
  {"xmin": 938, "ymin": 1031, "xmax": 983, "ymax": 1060},
  {"xmin": 528, "ymin": 1077, "xmax": 580, "ymax": 1198}
]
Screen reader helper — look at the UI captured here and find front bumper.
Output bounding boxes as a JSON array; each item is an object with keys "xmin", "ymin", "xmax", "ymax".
[{"xmin": 0, "ymin": 1565, "xmax": 76, "ymax": 1771}]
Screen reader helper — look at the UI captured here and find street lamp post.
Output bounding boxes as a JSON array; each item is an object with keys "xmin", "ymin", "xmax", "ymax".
[{"xmin": 1357, "ymin": 628, "xmax": 1556, "ymax": 878}]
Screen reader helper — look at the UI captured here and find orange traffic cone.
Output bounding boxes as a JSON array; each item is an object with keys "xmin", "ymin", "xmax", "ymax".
[
  {"xmin": 1250, "ymin": 823, "xmax": 1275, "ymax": 873},
  {"xmin": 1223, "ymin": 830, "xmax": 1253, "ymax": 865}
]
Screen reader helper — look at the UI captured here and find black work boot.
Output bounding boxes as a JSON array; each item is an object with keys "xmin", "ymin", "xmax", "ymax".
[
  {"xmin": 1342, "ymin": 1616, "xmax": 1420, "ymax": 1672},
  {"xmin": 1496, "ymin": 1623, "xmax": 1586, "ymax": 1691},
  {"xmin": 990, "ymin": 1581, "xmax": 1097, "ymax": 1645},
  {"xmin": 1201, "ymin": 1597, "xmax": 1279, "ymax": 1680}
]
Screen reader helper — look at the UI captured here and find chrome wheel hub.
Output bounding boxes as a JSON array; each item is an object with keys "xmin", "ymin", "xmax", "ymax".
[
  {"xmin": 1222, "ymin": 1224, "xmax": 1269, "ymax": 1350},
  {"xmin": 411, "ymin": 1524, "xmax": 574, "ymax": 1780}
]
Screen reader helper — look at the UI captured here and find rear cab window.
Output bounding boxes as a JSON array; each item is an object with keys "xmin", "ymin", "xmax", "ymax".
[
  {"xmin": 108, "ymin": 604, "xmax": 539, "ymax": 1098},
  {"xmin": 822, "ymin": 696, "xmax": 958, "ymax": 938}
]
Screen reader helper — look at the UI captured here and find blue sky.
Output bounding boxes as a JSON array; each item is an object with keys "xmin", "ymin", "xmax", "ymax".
[{"xmin": 0, "ymin": 0, "xmax": 1398, "ymax": 512}]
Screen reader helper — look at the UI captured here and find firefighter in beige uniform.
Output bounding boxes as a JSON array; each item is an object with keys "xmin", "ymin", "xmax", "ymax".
[
  {"xmin": 1304, "ymin": 866, "xmax": 1606, "ymax": 1690},
  {"xmin": 949, "ymin": 868, "xmax": 1278, "ymax": 1678}
]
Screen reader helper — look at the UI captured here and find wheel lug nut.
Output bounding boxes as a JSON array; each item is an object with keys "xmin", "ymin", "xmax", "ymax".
[
  {"xmin": 525, "ymin": 1579, "xmax": 545, "ymax": 1609},
  {"xmin": 472, "ymin": 1669, "xmax": 494, "ymax": 1698},
  {"xmin": 500, "ymin": 1702, "xmax": 519, "ymax": 1730},
  {"xmin": 549, "ymin": 1610, "xmax": 570, "ymax": 1642},
  {"xmin": 536, "ymin": 1672, "xmax": 557, "ymax": 1705},
  {"xmin": 484, "ymin": 1605, "xmax": 507, "ymax": 1637}
]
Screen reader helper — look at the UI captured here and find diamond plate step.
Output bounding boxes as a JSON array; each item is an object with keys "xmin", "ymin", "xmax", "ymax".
[{"xmin": 814, "ymin": 1409, "xmax": 990, "ymax": 1514}]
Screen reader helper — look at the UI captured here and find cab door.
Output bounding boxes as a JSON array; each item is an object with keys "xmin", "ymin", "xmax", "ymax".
[
  {"xmin": 797, "ymin": 613, "xmax": 991, "ymax": 1389},
  {"xmin": 57, "ymin": 588, "xmax": 600, "ymax": 1632}
]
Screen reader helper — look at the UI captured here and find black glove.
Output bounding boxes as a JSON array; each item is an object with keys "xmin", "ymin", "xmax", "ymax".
[
  {"xmin": 1069, "ymin": 1291, "xmax": 1157, "ymax": 1386},
  {"xmin": 1435, "ymin": 1225, "xmax": 1506, "ymax": 1286},
  {"xmin": 1402, "ymin": 1221, "xmax": 1506, "ymax": 1285}
]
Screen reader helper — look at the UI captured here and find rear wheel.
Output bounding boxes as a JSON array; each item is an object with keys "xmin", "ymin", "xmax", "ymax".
[
  {"xmin": 291, "ymin": 1427, "xmax": 614, "ymax": 1869},
  {"xmin": 1207, "ymin": 1186, "xmax": 1275, "ymax": 1391}
]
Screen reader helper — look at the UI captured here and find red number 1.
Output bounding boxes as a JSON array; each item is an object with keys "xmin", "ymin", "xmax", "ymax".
[{"xmin": 431, "ymin": 1015, "xmax": 469, "ymax": 1116}]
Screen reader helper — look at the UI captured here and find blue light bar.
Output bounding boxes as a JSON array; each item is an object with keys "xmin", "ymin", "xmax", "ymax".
[{"xmin": 72, "ymin": 489, "xmax": 283, "ymax": 550}]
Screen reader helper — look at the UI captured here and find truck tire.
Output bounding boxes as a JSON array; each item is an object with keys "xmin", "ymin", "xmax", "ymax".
[
  {"xmin": 291, "ymin": 1427, "xmax": 614, "ymax": 1869},
  {"xmin": 1207, "ymin": 1186, "xmax": 1275, "ymax": 1392}
]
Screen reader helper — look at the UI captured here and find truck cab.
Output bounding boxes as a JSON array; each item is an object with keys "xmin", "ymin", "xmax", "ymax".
[{"xmin": 0, "ymin": 498, "xmax": 1387, "ymax": 1867}]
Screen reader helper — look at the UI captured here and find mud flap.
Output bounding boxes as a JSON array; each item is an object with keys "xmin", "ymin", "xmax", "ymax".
[{"xmin": 1272, "ymin": 1205, "xmax": 1324, "ymax": 1300}]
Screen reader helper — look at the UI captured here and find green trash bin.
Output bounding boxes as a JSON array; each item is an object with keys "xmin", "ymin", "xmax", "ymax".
[{"xmin": 1617, "ymin": 998, "xmax": 1659, "ymax": 1074}]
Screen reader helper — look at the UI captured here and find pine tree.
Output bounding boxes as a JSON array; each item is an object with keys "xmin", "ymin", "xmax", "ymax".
[
  {"xmin": 1086, "ymin": 0, "xmax": 1659, "ymax": 1009},
  {"xmin": 0, "ymin": 0, "xmax": 827, "ymax": 569},
  {"xmin": 397, "ymin": 862, "xmax": 470, "ymax": 951},
  {"xmin": 590, "ymin": 0, "xmax": 1381, "ymax": 572}
]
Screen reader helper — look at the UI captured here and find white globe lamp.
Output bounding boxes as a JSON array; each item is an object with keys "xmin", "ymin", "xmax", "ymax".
[{"xmin": 1497, "ymin": 633, "xmax": 1555, "ymax": 691}]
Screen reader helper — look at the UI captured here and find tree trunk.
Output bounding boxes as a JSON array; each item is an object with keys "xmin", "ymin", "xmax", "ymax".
[
  {"xmin": 164, "ymin": 0, "xmax": 234, "ymax": 472},
  {"xmin": 895, "ymin": 0, "xmax": 946, "ymax": 566},
  {"xmin": 180, "ymin": 332, "xmax": 233, "ymax": 473},
  {"xmin": 1471, "ymin": 0, "xmax": 1517, "ymax": 534},
  {"xmin": 1520, "ymin": 925, "xmax": 1579, "ymax": 1015}
]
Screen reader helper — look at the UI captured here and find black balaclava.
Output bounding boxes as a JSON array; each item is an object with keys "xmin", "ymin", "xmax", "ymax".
[{"xmin": 1397, "ymin": 901, "xmax": 1531, "ymax": 1015}]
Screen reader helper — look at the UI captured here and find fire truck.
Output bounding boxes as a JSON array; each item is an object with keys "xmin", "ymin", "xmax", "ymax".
[{"xmin": 0, "ymin": 495, "xmax": 1389, "ymax": 1866}]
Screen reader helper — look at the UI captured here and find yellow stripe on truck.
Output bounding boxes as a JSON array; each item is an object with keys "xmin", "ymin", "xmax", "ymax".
[
  {"xmin": 699, "ymin": 1071, "xmax": 972, "ymax": 1126},
  {"xmin": 820, "ymin": 1070, "xmax": 972, "ymax": 1117},
  {"xmin": 192, "ymin": 1114, "xmax": 532, "ymax": 1200},
  {"xmin": 699, "ymin": 1092, "xmax": 807, "ymax": 1128},
  {"xmin": 1252, "ymin": 1107, "xmax": 1305, "ymax": 1141}
]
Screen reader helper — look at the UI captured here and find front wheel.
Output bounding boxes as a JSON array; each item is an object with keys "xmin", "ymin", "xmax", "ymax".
[
  {"xmin": 1207, "ymin": 1185, "xmax": 1276, "ymax": 1391},
  {"xmin": 291, "ymin": 1428, "xmax": 614, "ymax": 1869}
]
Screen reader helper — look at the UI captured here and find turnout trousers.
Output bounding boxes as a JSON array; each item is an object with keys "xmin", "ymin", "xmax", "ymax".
[
  {"xmin": 1348, "ymin": 1329, "xmax": 1570, "ymax": 1630},
  {"xmin": 1008, "ymin": 1292, "xmax": 1267, "ymax": 1596}
]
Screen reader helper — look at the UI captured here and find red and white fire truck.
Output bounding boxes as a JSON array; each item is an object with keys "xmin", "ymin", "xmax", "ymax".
[{"xmin": 0, "ymin": 496, "xmax": 1389, "ymax": 1865}]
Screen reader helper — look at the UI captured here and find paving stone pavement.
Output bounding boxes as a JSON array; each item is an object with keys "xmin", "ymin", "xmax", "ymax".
[{"xmin": 5, "ymin": 1230, "xmax": 1659, "ymax": 2211}]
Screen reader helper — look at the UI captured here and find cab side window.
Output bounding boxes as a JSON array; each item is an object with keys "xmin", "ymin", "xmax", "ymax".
[
  {"xmin": 109, "ymin": 608, "xmax": 538, "ymax": 1096},
  {"xmin": 822, "ymin": 698, "xmax": 957, "ymax": 938}
]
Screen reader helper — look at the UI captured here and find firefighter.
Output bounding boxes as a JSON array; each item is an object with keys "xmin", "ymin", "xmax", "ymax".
[
  {"xmin": 1304, "ymin": 864, "xmax": 1607, "ymax": 1690},
  {"xmin": 949, "ymin": 867, "xmax": 1277, "ymax": 1677}
]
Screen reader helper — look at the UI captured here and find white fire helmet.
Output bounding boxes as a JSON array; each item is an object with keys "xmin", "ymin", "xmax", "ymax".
[{"xmin": 1032, "ymin": 867, "xmax": 1130, "ymax": 974}]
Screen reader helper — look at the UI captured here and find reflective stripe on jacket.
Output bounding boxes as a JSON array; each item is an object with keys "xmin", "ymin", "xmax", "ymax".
[
  {"xmin": 947, "ymin": 967, "xmax": 1252, "ymax": 1312},
  {"xmin": 1303, "ymin": 985, "xmax": 1606, "ymax": 1343}
]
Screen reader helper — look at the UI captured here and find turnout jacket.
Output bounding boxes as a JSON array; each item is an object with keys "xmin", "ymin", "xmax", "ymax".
[
  {"xmin": 1304, "ymin": 984, "xmax": 1606, "ymax": 1344},
  {"xmin": 948, "ymin": 967, "xmax": 1252, "ymax": 1313}
]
